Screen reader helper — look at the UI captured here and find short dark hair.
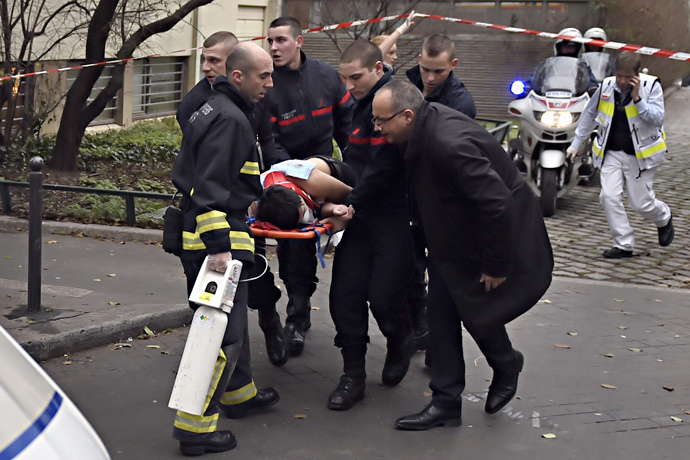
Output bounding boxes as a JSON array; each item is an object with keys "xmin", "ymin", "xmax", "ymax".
[
  {"xmin": 615, "ymin": 51, "xmax": 641, "ymax": 73},
  {"xmin": 269, "ymin": 17, "xmax": 302, "ymax": 38},
  {"xmin": 340, "ymin": 39, "xmax": 383, "ymax": 69},
  {"xmin": 422, "ymin": 34, "xmax": 455, "ymax": 60},
  {"xmin": 203, "ymin": 31, "xmax": 238, "ymax": 50},
  {"xmin": 377, "ymin": 79, "xmax": 425, "ymax": 114},
  {"xmin": 226, "ymin": 43, "xmax": 255, "ymax": 76},
  {"xmin": 257, "ymin": 186, "xmax": 304, "ymax": 229}
]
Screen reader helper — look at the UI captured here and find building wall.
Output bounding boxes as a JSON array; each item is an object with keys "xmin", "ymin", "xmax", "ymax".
[{"xmin": 36, "ymin": 0, "xmax": 281, "ymax": 135}]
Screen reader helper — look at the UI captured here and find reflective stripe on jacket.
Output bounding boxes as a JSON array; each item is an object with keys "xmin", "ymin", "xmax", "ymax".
[{"xmin": 592, "ymin": 74, "xmax": 666, "ymax": 170}]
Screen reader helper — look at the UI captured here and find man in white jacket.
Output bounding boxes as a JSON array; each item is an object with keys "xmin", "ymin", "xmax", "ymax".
[{"xmin": 568, "ymin": 51, "xmax": 674, "ymax": 259}]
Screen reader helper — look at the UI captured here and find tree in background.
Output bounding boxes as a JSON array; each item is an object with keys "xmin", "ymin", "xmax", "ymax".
[
  {"xmin": 51, "ymin": 0, "xmax": 215, "ymax": 170},
  {"xmin": 0, "ymin": 1, "xmax": 91, "ymax": 162}
]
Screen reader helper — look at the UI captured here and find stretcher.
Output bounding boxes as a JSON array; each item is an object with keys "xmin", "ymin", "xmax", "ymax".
[{"xmin": 249, "ymin": 220, "xmax": 335, "ymax": 267}]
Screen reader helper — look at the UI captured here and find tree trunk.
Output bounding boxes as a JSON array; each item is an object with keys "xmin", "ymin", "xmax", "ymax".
[{"xmin": 51, "ymin": 0, "xmax": 215, "ymax": 171}]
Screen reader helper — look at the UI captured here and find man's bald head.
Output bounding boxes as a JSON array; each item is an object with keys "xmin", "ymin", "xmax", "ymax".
[{"xmin": 226, "ymin": 42, "xmax": 274, "ymax": 103}]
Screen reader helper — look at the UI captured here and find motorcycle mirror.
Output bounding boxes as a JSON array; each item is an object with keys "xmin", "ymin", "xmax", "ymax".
[{"xmin": 510, "ymin": 80, "xmax": 526, "ymax": 96}]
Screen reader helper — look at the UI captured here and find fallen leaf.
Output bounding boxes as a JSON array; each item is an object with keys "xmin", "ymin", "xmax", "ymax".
[
  {"xmin": 601, "ymin": 384, "xmax": 617, "ymax": 389},
  {"xmin": 147, "ymin": 345, "xmax": 160, "ymax": 349},
  {"xmin": 671, "ymin": 416, "xmax": 683, "ymax": 423},
  {"xmin": 603, "ymin": 353, "xmax": 614, "ymax": 358},
  {"xmin": 618, "ymin": 326, "xmax": 628, "ymax": 330},
  {"xmin": 137, "ymin": 334, "xmax": 150, "ymax": 340},
  {"xmin": 541, "ymin": 433, "xmax": 556, "ymax": 439},
  {"xmin": 567, "ymin": 332, "xmax": 578, "ymax": 336},
  {"xmin": 3, "ymin": 256, "xmax": 12, "ymax": 259},
  {"xmin": 294, "ymin": 414, "xmax": 307, "ymax": 419},
  {"xmin": 47, "ymin": 240, "xmax": 58, "ymax": 244},
  {"xmin": 107, "ymin": 273, "xmax": 117, "ymax": 277},
  {"xmin": 311, "ymin": 306, "xmax": 320, "ymax": 310},
  {"xmin": 683, "ymin": 410, "xmax": 690, "ymax": 415},
  {"xmin": 162, "ymin": 328, "xmax": 174, "ymax": 333},
  {"xmin": 45, "ymin": 308, "xmax": 53, "ymax": 312},
  {"xmin": 662, "ymin": 386, "xmax": 675, "ymax": 392},
  {"xmin": 423, "ymin": 391, "xmax": 432, "ymax": 397},
  {"xmin": 93, "ymin": 278, "xmax": 101, "ymax": 282},
  {"xmin": 539, "ymin": 299, "xmax": 551, "ymax": 304},
  {"xmin": 628, "ymin": 348, "xmax": 642, "ymax": 353},
  {"xmin": 27, "ymin": 320, "xmax": 36, "ymax": 325},
  {"xmin": 613, "ymin": 299, "xmax": 625, "ymax": 303},
  {"xmin": 554, "ymin": 344, "xmax": 571, "ymax": 349},
  {"xmin": 144, "ymin": 326, "xmax": 155, "ymax": 337},
  {"xmin": 108, "ymin": 301, "xmax": 120, "ymax": 305},
  {"xmin": 63, "ymin": 359, "xmax": 72, "ymax": 365}
]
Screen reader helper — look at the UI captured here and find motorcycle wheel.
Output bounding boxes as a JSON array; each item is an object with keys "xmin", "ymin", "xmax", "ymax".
[{"xmin": 540, "ymin": 168, "xmax": 558, "ymax": 217}]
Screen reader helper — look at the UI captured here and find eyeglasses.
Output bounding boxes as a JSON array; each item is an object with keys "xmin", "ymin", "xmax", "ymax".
[{"xmin": 371, "ymin": 110, "xmax": 404, "ymax": 127}]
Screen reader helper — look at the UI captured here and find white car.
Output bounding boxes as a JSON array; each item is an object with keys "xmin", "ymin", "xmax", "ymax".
[{"xmin": 0, "ymin": 325, "xmax": 110, "ymax": 459}]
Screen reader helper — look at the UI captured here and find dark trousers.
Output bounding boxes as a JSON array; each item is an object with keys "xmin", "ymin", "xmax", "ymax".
[
  {"xmin": 329, "ymin": 210, "xmax": 415, "ymax": 350},
  {"xmin": 173, "ymin": 257, "xmax": 251, "ymax": 440},
  {"xmin": 248, "ymin": 238, "xmax": 282, "ymax": 327},
  {"xmin": 426, "ymin": 258, "xmax": 516, "ymax": 409}
]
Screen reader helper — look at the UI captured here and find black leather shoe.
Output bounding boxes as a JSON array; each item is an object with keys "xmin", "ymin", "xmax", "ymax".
[
  {"xmin": 263, "ymin": 323, "xmax": 288, "ymax": 367},
  {"xmin": 602, "ymin": 247, "xmax": 633, "ymax": 259},
  {"xmin": 485, "ymin": 350, "xmax": 524, "ymax": 414},
  {"xmin": 179, "ymin": 430, "xmax": 237, "ymax": 456},
  {"xmin": 223, "ymin": 387, "xmax": 280, "ymax": 419},
  {"xmin": 658, "ymin": 216, "xmax": 674, "ymax": 247},
  {"xmin": 327, "ymin": 375, "xmax": 365, "ymax": 411},
  {"xmin": 395, "ymin": 404, "xmax": 462, "ymax": 431},
  {"xmin": 382, "ymin": 335, "xmax": 414, "ymax": 387},
  {"xmin": 284, "ymin": 323, "xmax": 305, "ymax": 356}
]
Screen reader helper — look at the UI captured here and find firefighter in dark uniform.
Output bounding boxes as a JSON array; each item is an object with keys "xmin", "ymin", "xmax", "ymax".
[
  {"xmin": 175, "ymin": 30, "xmax": 290, "ymax": 370},
  {"xmin": 261, "ymin": 17, "xmax": 354, "ymax": 358},
  {"xmin": 326, "ymin": 39, "xmax": 416, "ymax": 411},
  {"xmin": 169, "ymin": 43, "xmax": 278, "ymax": 456}
]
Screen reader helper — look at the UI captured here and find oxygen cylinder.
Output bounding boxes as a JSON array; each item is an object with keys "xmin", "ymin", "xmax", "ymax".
[{"xmin": 168, "ymin": 258, "xmax": 243, "ymax": 415}]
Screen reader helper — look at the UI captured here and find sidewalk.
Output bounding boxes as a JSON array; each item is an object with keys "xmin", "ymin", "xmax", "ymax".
[{"xmin": 0, "ymin": 88, "xmax": 689, "ymax": 459}]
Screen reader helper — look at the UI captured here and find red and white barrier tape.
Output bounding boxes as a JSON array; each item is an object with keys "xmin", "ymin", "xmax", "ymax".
[
  {"xmin": 415, "ymin": 13, "xmax": 690, "ymax": 62},
  {"xmin": 3, "ymin": 12, "xmax": 689, "ymax": 83}
]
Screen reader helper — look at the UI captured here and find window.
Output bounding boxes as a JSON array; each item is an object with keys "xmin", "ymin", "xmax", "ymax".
[
  {"xmin": 132, "ymin": 57, "xmax": 184, "ymax": 119},
  {"xmin": 65, "ymin": 63, "xmax": 118, "ymax": 124}
]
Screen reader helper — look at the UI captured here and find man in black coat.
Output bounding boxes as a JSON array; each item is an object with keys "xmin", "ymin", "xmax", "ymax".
[{"xmin": 372, "ymin": 80, "xmax": 553, "ymax": 431}]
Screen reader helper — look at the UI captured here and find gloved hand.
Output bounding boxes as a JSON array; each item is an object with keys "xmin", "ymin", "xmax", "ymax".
[
  {"xmin": 207, "ymin": 252, "xmax": 231, "ymax": 273},
  {"xmin": 396, "ymin": 10, "xmax": 415, "ymax": 35},
  {"xmin": 566, "ymin": 144, "xmax": 578, "ymax": 158}
]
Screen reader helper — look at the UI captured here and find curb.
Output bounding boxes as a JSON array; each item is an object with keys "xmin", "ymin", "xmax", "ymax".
[
  {"xmin": 20, "ymin": 305, "xmax": 192, "ymax": 362},
  {"xmin": 0, "ymin": 216, "xmax": 163, "ymax": 243}
]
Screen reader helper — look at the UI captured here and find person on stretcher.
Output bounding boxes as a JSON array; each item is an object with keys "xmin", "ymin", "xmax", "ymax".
[{"xmin": 255, "ymin": 156, "xmax": 357, "ymax": 232}]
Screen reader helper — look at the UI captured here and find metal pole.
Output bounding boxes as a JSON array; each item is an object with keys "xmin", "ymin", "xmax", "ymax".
[{"xmin": 28, "ymin": 156, "xmax": 43, "ymax": 312}]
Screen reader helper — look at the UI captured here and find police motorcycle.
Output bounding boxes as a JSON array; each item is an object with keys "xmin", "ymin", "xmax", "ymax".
[{"xmin": 508, "ymin": 56, "xmax": 594, "ymax": 217}]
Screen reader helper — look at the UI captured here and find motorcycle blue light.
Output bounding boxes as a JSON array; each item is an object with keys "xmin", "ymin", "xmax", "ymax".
[{"xmin": 510, "ymin": 80, "xmax": 526, "ymax": 96}]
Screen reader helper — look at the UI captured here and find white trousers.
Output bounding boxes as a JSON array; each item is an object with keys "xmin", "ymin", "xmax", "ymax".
[{"xmin": 599, "ymin": 149, "xmax": 671, "ymax": 250}]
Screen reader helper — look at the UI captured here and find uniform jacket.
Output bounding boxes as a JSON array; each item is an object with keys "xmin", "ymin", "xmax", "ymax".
[
  {"xmin": 268, "ymin": 51, "xmax": 354, "ymax": 159},
  {"xmin": 171, "ymin": 76, "xmax": 262, "ymax": 264},
  {"xmin": 406, "ymin": 66, "xmax": 477, "ymax": 118},
  {"xmin": 404, "ymin": 102, "xmax": 553, "ymax": 337},
  {"xmin": 343, "ymin": 70, "xmax": 406, "ymax": 214},
  {"xmin": 176, "ymin": 78, "xmax": 289, "ymax": 169},
  {"xmin": 574, "ymin": 73, "xmax": 666, "ymax": 171}
]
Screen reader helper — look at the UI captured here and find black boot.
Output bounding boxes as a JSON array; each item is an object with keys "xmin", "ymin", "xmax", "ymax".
[
  {"xmin": 382, "ymin": 334, "xmax": 414, "ymax": 387},
  {"xmin": 259, "ymin": 312, "xmax": 288, "ymax": 367},
  {"xmin": 409, "ymin": 302, "xmax": 428, "ymax": 352},
  {"xmin": 284, "ymin": 293, "xmax": 312, "ymax": 355},
  {"xmin": 328, "ymin": 346, "xmax": 366, "ymax": 411},
  {"xmin": 179, "ymin": 431, "xmax": 237, "ymax": 456}
]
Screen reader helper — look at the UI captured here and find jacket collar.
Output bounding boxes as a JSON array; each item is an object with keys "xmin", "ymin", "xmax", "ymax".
[
  {"xmin": 273, "ymin": 51, "xmax": 308, "ymax": 75},
  {"xmin": 212, "ymin": 75, "xmax": 254, "ymax": 116},
  {"xmin": 406, "ymin": 65, "xmax": 459, "ymax": 102},
  {"xmin": 404, "ymin": 101, "xmax": 433, "ymax": 164}
]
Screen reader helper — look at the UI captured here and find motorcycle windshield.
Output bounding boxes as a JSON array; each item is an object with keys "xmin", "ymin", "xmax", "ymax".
[
  {"xmin": 582, "ymin": 52, "xmax": 614, "ymax": 83},
  {"xmin": 531, "ymin": 57, "xmax": 591, "ymax": 96}
]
